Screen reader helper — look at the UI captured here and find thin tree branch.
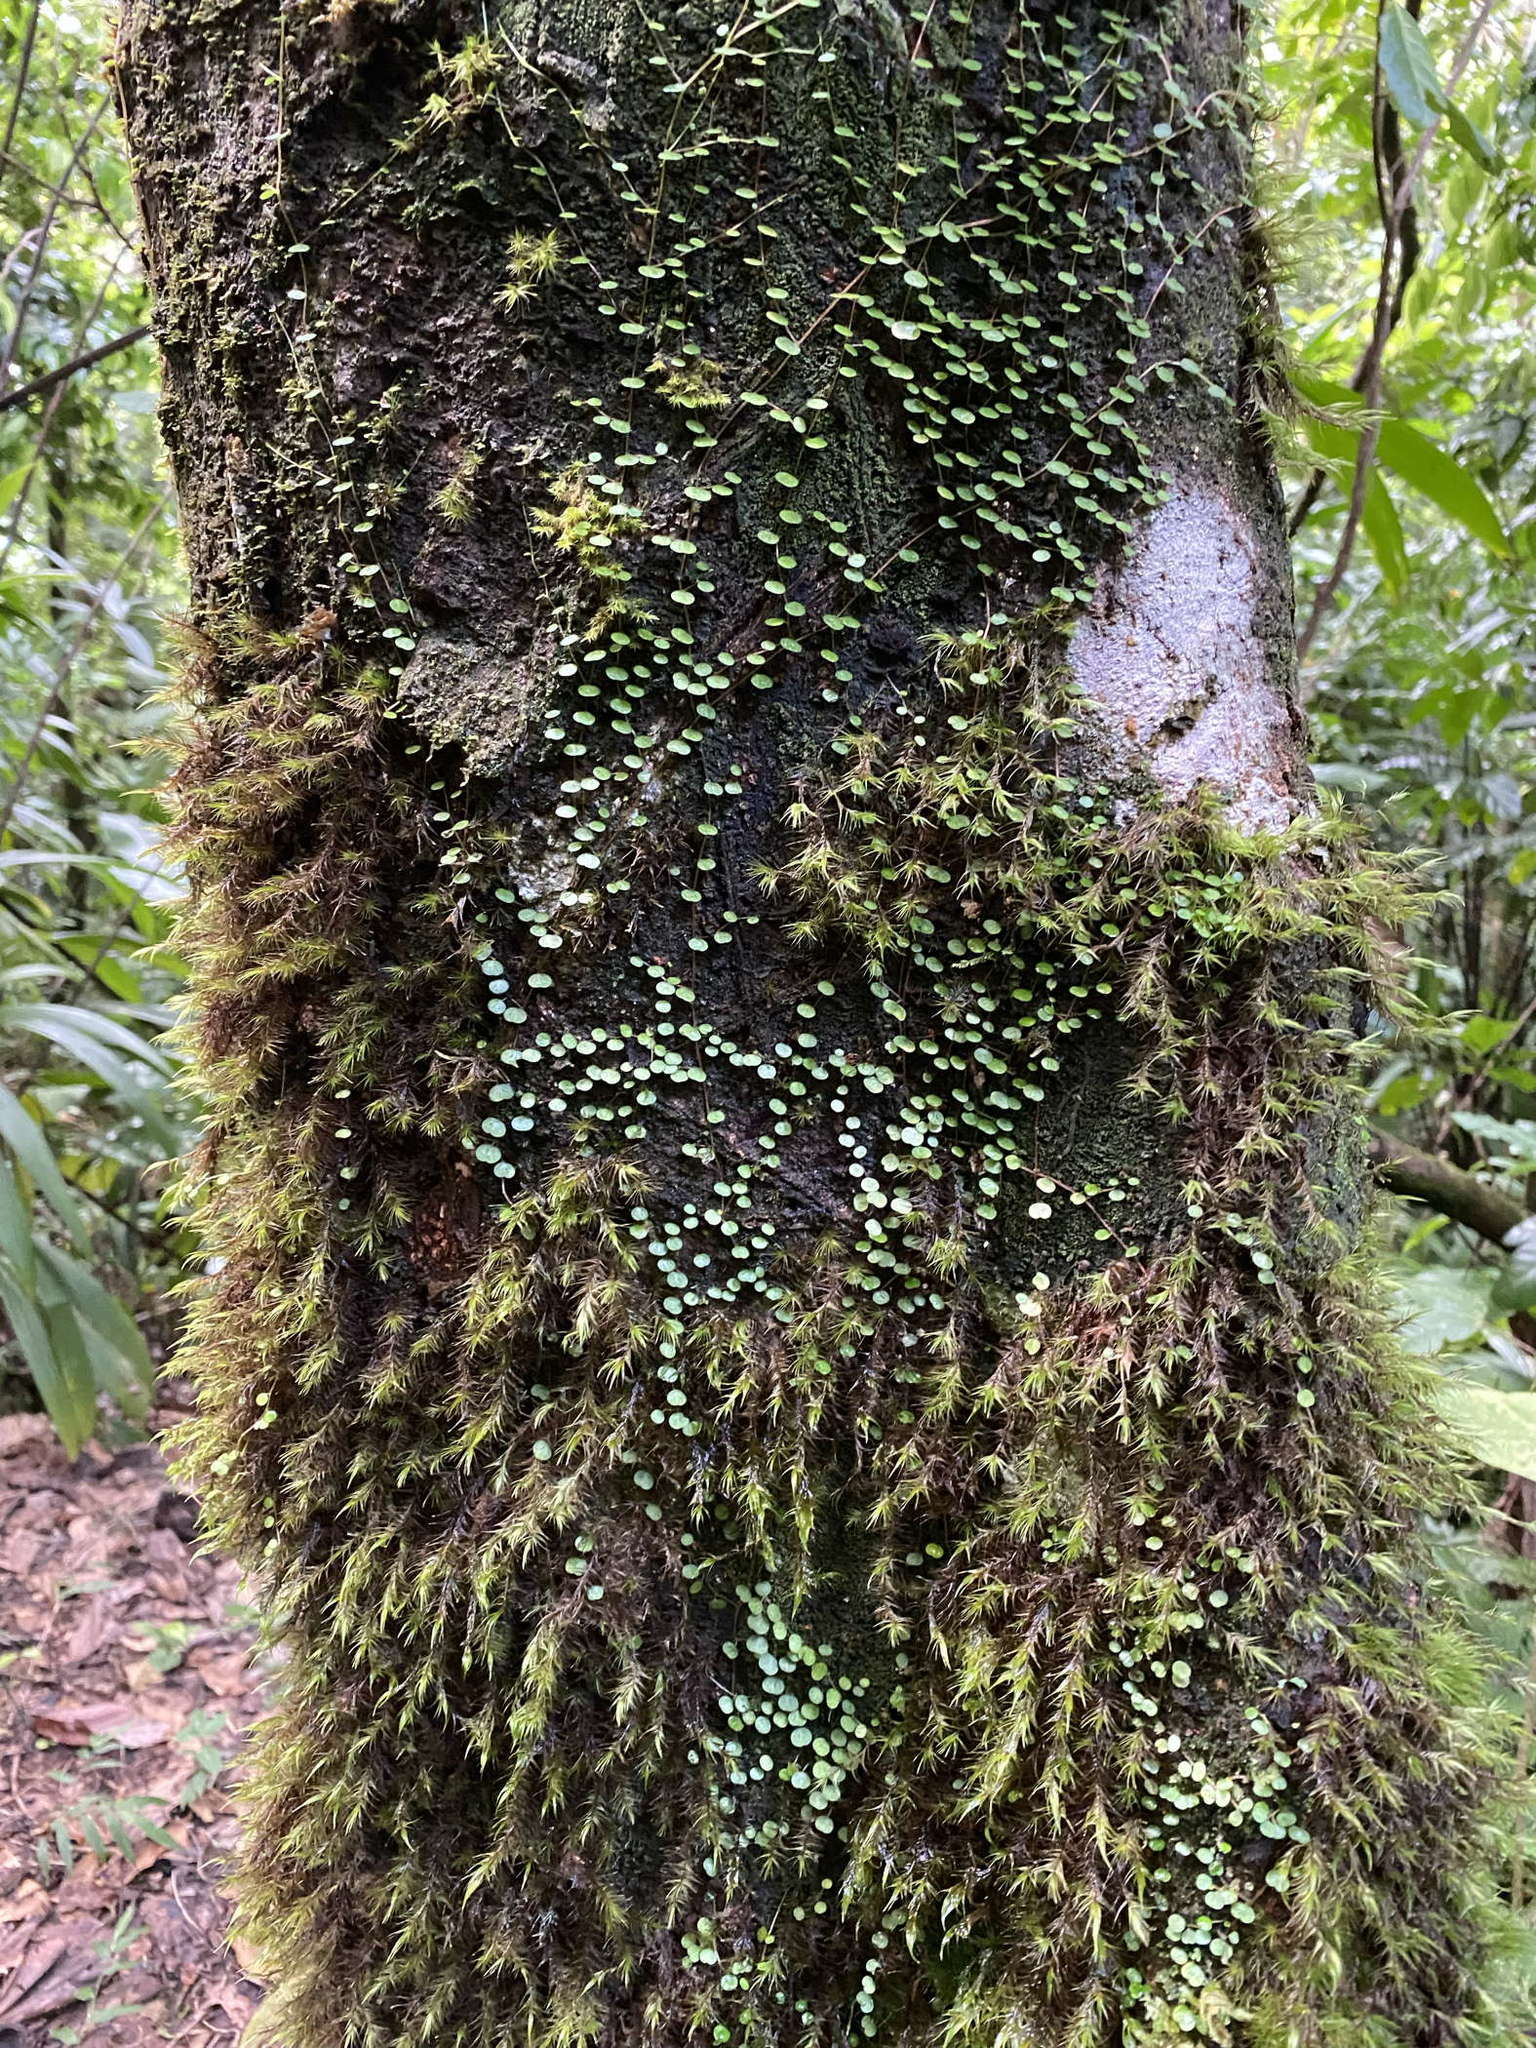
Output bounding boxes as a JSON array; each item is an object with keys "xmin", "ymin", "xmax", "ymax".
[
  {"xmin": 0, "ymin": 325, "xmax": 151, "ymax": 413},
  {"xmin": 0, "ymin": 2, "xmax": 41, "ymax": 161},
  {"xmin": 1295, "ymin": 0, "xmax": 1498, "ymax": 662},
  {"xmin": 0, "ymin": 242, "xmax": 137, "ymax": 586},
  {"xmin": 1370, "ymin": 1131, "xmax": 1524, "ymax": 1247},
  {"xmin": 1287, "ymin": 2, "xmax": 1423, "ymax": 541},
  {"xmin": 0, "ymin": 95, "xmax": 109, "ymax": 394}
]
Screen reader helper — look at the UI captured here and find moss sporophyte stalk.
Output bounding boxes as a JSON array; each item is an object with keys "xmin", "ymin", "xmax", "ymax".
[{"xmin": 119, "ymin": 0, "xmax": 1517, "ymax": 2043}]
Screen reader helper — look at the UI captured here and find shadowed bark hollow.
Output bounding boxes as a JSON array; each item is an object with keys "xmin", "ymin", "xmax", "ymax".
[{"xmin": 117, "ymin": 2, "xmax": 1510, "ymax": 2044}]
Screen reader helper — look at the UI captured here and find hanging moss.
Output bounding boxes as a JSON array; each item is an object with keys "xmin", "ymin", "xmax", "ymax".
[{"xmin": 120, "ymin": 0, "xmax": 1524, "ymax": 2043}]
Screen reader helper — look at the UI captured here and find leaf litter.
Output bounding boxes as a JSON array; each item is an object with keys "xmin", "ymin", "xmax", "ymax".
[{"xmin": 0, "ymin": 1395, "xmax": 269, "ymax": 2046}]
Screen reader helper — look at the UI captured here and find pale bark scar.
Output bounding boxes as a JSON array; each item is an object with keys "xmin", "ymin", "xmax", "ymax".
[{"xmin": 1068, "ymin": 479, "xmax": 1301, "ymax": 832}]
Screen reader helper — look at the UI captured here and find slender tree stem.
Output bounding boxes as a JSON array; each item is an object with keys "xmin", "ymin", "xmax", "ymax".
[
  {"xmin": 1296, "ymin": 0, "xmax": 1498, "ymax": 665},
  {"xmin": 0, "ymin": 324, "xmax": 150, "ymax": 413}
]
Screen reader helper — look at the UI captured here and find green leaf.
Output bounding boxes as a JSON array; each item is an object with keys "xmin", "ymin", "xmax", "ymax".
[
  {"xmin": 1376, "ymin": 416, "xmax": 1508, "ymax": 556},
  {"xmin": 0, "ymin": 463, "xmax": 31, "ymax": 519},
  {"xmin": 0, "ymin": 1158, "xmax": 38, "ymax": 1293},
  {"xmin": 1294, "ymin": 372, "xmax": 1508, "ymax": 556},
  {"xmin": 0, "ymin": 1214, "xmax": 150, "ymax": 1447},
  {"xmin": 0, "ymin": 1081, "xmax": 89, "ymax": 1250},
  {"xmin": 1495, "ymin": 1215, "xmax": 1536, "ymax": 1313},
  {"xmin": 0, "ymin": 1270, "xmax": 92, "ymax": 1456},
  {"xmin": 1360, "ymin": 467, "xmax": 1407, "ymax": 590},
  {"xmin": 1451, "ymin": 1110, "xmax": 1536, "ymax": 1162},
  {"xmin": 1440, "ymin": 100, "xmax": 1500, "ymax": 175},
  {"xmin": 0, "ymin": 849, "xmax": 168, "ymax": 884},
  {"xmin": 37, "ymin": 1241, "xmax": 151, "ymax": 1375},
  {"xmin": 1436, "ymin": 1380, "xmax": 1536, "ymax": 1483},
  {"xmin": 1378, "ymin": 5, "xmax": 1500, "ymax": 168},
  {"xmin": 1378, "ymin": 4, "xmax": 1440, "ymax": 128},
  {"xmin": 0, "ymin": 1001, "xmax": 179, "ymax": 1149},
  {"xmin": 40, "ymin": 1300, "xmax": 102, "ymax": 1455},
  {"xmin": 1457, "ymin": 1015, "xmax": 1518, "ymax": 1056},
  {"xmin": 1387, "ymin": 1263, "xmax": 1495, "ymax": 1352}
]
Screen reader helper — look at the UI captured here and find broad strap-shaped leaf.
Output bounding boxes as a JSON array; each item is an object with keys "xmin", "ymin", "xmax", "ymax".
[
  {"xmin": 1298, "ymin": 410, "xmax": 1405, "ymax": 586},
  {"xmin": 0, "ymin": 1079, "xmax": 89, "ymax": 1250},
  {"xmin": 0, "ymin": 1270, "xmax": 93, "ymax": 1457},
  {"xmin": 36, "ymin": 1238, "xmax": 155, "ymax": 1407},
  {"xmin": 1294, "ymin": 369, "xmax": 1509, "ymax": 555},
  {"xmin": 1, "ymin": 999, "xmax": 179, "ymax": 1149}
]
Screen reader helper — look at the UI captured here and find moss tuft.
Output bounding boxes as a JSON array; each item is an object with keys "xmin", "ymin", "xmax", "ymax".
[{"xmin": 123, "ymin": 0, "xmax": 1522, "ymax": 2043}]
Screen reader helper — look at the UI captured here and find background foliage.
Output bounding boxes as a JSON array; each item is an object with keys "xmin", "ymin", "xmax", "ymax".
[
  {"xmin": 0, "ymin": 0, "xmax": 187, "ymax": 1454},
  {"xmin": 3, "ymin": 0, "xmax": 1536, "ymax": 1948},
  {"xmin": 1272, "ymin": 0, "xmax": 1536, "ymax": 1798}
]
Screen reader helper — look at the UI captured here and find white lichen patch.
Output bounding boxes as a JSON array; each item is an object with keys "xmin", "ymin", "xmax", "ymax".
[{"xmin": 1067, "ymin": 481, "xmax": 1300, "ymax": 832}]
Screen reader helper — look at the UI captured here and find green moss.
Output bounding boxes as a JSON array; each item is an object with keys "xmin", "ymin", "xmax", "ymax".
[{"xmin": 136, "ymin": 1, "xmax": 1523, "ymax": 2045}]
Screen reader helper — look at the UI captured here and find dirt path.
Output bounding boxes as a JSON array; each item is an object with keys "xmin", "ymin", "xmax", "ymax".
[{"xmin": 0, "ymin": 1409, "xmax": 265, "ymax": 2046}]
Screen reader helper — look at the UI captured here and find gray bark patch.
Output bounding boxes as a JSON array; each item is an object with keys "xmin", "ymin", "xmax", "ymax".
[{"xmin": 1068, "ymin": 481, "xmax": 1299, "ymax": 832}]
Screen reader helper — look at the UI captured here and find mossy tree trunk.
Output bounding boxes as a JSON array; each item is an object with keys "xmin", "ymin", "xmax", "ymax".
[{"xmin": 118, "ymin": 2, "xmax": 1505, "ymax": 2043}]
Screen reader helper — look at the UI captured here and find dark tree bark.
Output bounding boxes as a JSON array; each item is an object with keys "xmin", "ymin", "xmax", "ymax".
[{"xmin": 117, "ymin": 2, "xmax": 1508, "ymax": 2044}]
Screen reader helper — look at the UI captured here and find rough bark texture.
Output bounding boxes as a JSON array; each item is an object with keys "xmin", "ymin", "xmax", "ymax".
[{"xmin": 117, "ymin": 3, "xmax": 1511, "ymax": 2045}]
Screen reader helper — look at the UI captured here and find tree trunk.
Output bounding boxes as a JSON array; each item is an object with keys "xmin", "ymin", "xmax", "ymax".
[{"xmin": 117, "ymin": 2, "xmax": 1504, "ymax": 2042}]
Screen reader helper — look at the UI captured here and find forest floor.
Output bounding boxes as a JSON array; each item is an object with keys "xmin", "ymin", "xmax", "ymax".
[{"xmin": 0, "ymin": 1400, "xmax": 265, "ymax": 2046}]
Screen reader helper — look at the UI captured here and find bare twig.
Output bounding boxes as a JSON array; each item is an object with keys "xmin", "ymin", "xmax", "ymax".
[
  {"xmin": 0, "ymin": 95, "xmax": 109, "ymax": 394},
  {"xmin": 0, "ymin": 0, "xmax": 41, "ymax": 160},
  {"xmin": 0, "ymin": 324, "xmax": 151, "ymax": 413},
  {"xmin": 1288, "ymin": 5, "xmax": 1424, "ymax": 541},
  {"xmin": 0, "ymin": 241, "xmax": 139, "ymax": 584}
]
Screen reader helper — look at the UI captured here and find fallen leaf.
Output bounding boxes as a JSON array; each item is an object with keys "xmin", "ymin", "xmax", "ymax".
[
  {"xmin": 145, "ymin": 1528, "xmax": 188, "ymax": 1567},
  {"xmin": 0, "ymin": 1885, "xmax": 46, "ymax": 1928},
  {"xmin": 58, "ymin": 1598, "xmax": 112, "ymax": 1667},
  {"xmin": 0, "ymin": 1924, "xmax": 97, "ymax": 2024},
  {"xmin": 189, "ymin": 1649, "xmax": 251, "ymax": 1697},
  {"xmin": 139, "ymin": 1765, "xmax": 188, "ymax": 1805},
  {"xmin": 0, "ymin": 1532, "xmax": 42, "ymax": 1578},
  {"xmin": 50, "ymin": 1863, "xmax": 108, "ymax": 1913},
  {"xmin": 145, "ymin": 1563, "xmax": 192, "ymax": 1606},
  {"xmin": 126, "ymin": 1820, "xmax": 190, "ymax": 1877},
  {"xmin": 124, "ymin": 1653, "xmax": 172, "ymax": 1693},
  {"xmin": 0, "ymin": 1417, "xmax": 52, "ymax": 1457},
  {"xmin": 0, "ymin": 1928, "xmax": 68, "ymax": 2007},
  {"xmin": 33, "ymin": 1699, "xmax": 175, "ymax": 1749},
  {"xmin": 0, "ymin": 1417, "xmax": 262, "ymax": 2038}
]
